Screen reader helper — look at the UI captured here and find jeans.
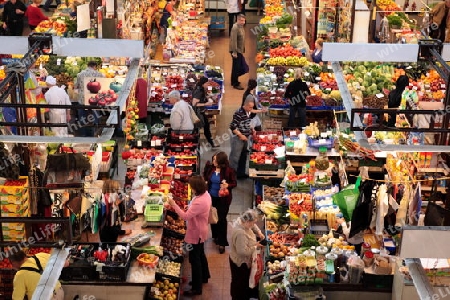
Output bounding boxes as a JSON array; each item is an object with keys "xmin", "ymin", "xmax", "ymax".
[
  {"xmin": 228, "ymin": 13, "xmax": 239, "ymax": 36},
  {"xmin": 43, "ymin": 0, "xmax": 61, "ymax": 10},
  {"xmin": 288, "ymin": 105, "xmax": 307, "ymax": 128},
  {"xmin": 229, "ymin": 135, "xmax": 248, "ymax": 177},
  {"xmin": 211, "ymin": 196, "xmax": 230, "ymax": 246},
  {"xmin": 189, "ymin": 242, "xmax": 210, "ymax": 291},
  {"xmin": 231, "ymin": 53, "xmax": 243, "ymax": 87},
  {"xmin": 202, "ymin": 112, "xmax": 214, "ymax": 145}
]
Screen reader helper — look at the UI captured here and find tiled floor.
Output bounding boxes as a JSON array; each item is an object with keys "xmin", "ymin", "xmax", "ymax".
[{"xmin": 112, "ymin": 11, "xmax": 262, "ymax": 300}]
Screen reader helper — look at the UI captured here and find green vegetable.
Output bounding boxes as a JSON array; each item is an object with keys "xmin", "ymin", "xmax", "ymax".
[
  {"xmin": 301, "ymin": 234, "xmax": 319, "ymax": 248},
  {"xmin": 131, "ymin": 246, "xmax": 163, "ymax": 260},
  {"xmin": 276, "ymin": 13, "xmax": 293, "ymax": 25}
]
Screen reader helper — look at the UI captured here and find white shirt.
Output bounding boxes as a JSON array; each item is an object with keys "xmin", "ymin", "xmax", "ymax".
[
  {"xmin": 45, "ymin": 86, "xmax": 72, "ymax": 136},
  {"xmin": 225, "ymin": 0, "xmax": 240, "ymax": 13},
  {"xmin": 170, "ymin": 100, "xmax": 194, "ymax": 131}
]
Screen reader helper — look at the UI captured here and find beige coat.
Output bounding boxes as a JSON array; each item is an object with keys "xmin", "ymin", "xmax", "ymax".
[{"xmin": 431, "ymin": 2, "xmax": 450, "ymax": 42}]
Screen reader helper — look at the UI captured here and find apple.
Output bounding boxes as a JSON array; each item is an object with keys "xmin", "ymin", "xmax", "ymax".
[{"xmin": 87, "ymin": 79, "xmax": 101, "ymax": 94}]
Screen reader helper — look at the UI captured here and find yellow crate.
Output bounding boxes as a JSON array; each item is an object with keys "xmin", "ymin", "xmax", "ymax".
[
  {"xmin": 1, "ymin": 206, "xmax": 29, "ymax": 217},
  {"xmin": 0, "ymin": 194, "xmax": 28, "ymax": 205},
  {"xmin": 0, "ymin": 176, "xmax": 28, "ymax": 196},
  {"xmin": 2, "ymin": 223, "xmax": 25, "ymax": 232}
]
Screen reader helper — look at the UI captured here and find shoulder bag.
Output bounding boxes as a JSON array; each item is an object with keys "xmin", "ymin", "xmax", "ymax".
[
  {"xmin": 188, "ymin": 105, "xmax": 204, "ymax": 128},
  {"xmin": 209, "ymin": 206, "xmax": 218, "ymax": 224}
]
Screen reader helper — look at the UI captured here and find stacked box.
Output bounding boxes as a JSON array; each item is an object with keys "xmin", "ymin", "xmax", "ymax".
[{"xmin": 0, "ymin": 177, "xmax": 29, "ymax": 242}]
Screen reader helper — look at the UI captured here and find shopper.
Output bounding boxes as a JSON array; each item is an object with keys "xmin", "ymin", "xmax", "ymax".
[
  {"xmin": 229, "ymin": 14, "xmax": 247, "ymax": 90},
  {"xmin": 430, "ymin": 0, "xmax": 450, "ymax": 42},
  {"xmin": 225, "ymin": 0, "xmax": 240, "ymax": 36},
  {"xmin": 44, "ymin": 76, "xmax": 72, "ymax": 137},
  {"xmin": 159, "ymin": 0, "xmax": 177, "ymax": 44},
  {"xmin": 2, "ymin": 0, "xmax": 26, "ymax": 36},
  {"xmin": 75, "ymin": 61, "xmax": 104, "ymax": 103},
  {"xmin": 336, "ymin": 218, "xmax": 364, "ymax": 255},
  {"xmin": 10, "ymin": 250, "xmax": 67, "ymax": 300},
  {"xmin": 100, "ymin": 180, "xmax": 132, "ymax": 243},
  {"xmin": 241, "ymin": 78, "xmax": 267, "ymax": 131},
  {"xmin": 25, "ymin": 0, "xmax": 49, "ymax": 31},
  {"xmin": 168, "ymin": 176, "xmax": 211, "ymax": 296},
  {"xmin": 203, "ymin": 151, "xmax": 237, "ymax": 254},
  {"xmin": 134, "ymin": 77, "xmax": 148, "ymax": 124},
  {"xmin": 192, "ymin": 76, "xmax": 217, "ymax": 147},
  {"xmin": 387, "ymin": 75, "xmax": 409, "ymax": 127},
  {"xmin": 43, "ymin": 0, "xmax": 61, "ymax": 12},
  {"xmin": 310, "ymin": 38, "xmax": 324, "ymax": 64},
  {"xmin": 229, "ymin": 209, "xmax": 265, "ymax": 300},
  {"xmin": 229, "ymin": 97, "xmax": 255, "ymax": 179},
  {"xmin": 284, "ymin": 68, "xmax": 310, "ymax": 128},
  {"xmin": 169, "ymin": 90, "xmax": 194, "ymax": 131}
]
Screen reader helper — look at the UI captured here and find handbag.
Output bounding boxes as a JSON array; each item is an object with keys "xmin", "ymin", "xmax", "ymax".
[
  {"xmin": 209, "ymin": 206, "xmax": 218, "ymax": 224},
  {"xmin": 424, "ymin": 181, "xmax": 450, "ymax": 226},
  {"xmin": 189, "ymin": 105, "xmax": 204, "ymax": 128},
  {"xmin": 238, "ymin": 54, "xmax": 249, "ymax": 77}
]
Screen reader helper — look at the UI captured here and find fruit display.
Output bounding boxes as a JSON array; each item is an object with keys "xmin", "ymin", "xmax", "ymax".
[
  {"xmin": 288, "ymin": 193, "xmax": 314, "ymax": 215},
  {"xmin": 149, "ymin": 278, "xmax": 179, "ymax": 300},
  {"xmin": 253, "ymin": 131, "xmax": 283, "ymax": 143},
  {"xmin": 35, "ymin": 19, "xmax": 67, "ymax": 36},
  {"xmin": 164, "ymin": 214, "xmax": 187, "ymax": 235},
  {"xmin": 27, "ymin": 248, "xmax": 52, "ymax": 255},
  {"xmin": 0, "ymin": 258, "xmax": 12, "ymax": 269},
  {"xmin": 156, "ymin": 259, "xmax": 182, "ymax": 278},
  {"xmin": 165, "ymin": 149, "xmax": 196, "ymax": 156},
  {"xmin": 137, "ymin": 253, "xmax": 159, "ymax": 267},
  {"xmin": 160, "ymin": 236, "xmax": 184, "ymax": 256},
  {"xmin": 88, "ymin": 90, "xmax": 118, "ymax": 106},
  {"xmin": 268, "ymin": 242, "xmax": 291, "ymax": 259},
  {"xmin": 170, "ymin": 180, "xmax": 190, "ymax": 200},
  {"xmin": 269, "ymin": 45, "xmax": 301, "ymax": 58},
  {"xmin": 165, "ymin": 75, "xmax": 184, "ymax": 92},
  {"xmin": 266, "ymin": 260, "xmax": 286, "ymax": 275},
  {"xmin": 150, "ymin": 86, "xmax": 164, "ymax": 103},
  {"xmin": 263, "ymin": 282, "xmax": 286, "ymax": 300},
  {"xmin": 250, "ymin": 152, "xmax": 278, "ymax": 165},
  {"xmin": 252, "ymin": 143, "xmax": 283, "ymax": 152},
  {"xmin": 267, "ymin": 232, "xmax": 300, "ymax": 245},
  {"xmin": 258, "ymin": 201, "xmax": 288, "ymax": 221}
]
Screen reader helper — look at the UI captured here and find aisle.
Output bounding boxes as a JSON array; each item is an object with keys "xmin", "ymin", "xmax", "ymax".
[{"xmin": 179, "ymin": 12, "xmax": 261, "ymax": 300}]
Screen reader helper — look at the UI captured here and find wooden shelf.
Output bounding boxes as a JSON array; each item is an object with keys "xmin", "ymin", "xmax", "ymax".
[{"xmin": 421, "ymin": 186, "xmax": 447, "ymax": 193}]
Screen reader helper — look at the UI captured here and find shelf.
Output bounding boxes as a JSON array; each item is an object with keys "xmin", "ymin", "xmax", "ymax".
[
  {"xmin": 421, "ymin": 186, "xmax": 447, "ymax": 193},
  {"xmin": 417, "ymin": 168, "xmax": 448, "ymax": 174}
]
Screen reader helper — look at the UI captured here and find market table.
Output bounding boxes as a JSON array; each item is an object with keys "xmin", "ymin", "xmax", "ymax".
[{"xmin": 61, "ymin": 217, "xmax": 165, "ymax": 300}]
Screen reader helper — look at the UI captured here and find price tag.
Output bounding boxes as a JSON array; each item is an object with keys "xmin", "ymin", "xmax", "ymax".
[
  {"xmin": 271, "ymin": 90, "xmax": 276, "ymax": 95},
  {"xmin": 163, "ymin": 72, "xmax": 167, "ymax": 76},
  {"xmin": 318, "ymin": 172, "xmax": 326, "ymax": 180},
  {"xmin": 318, "ymin": 138, "xmax": 326, "ymax": 144},
  {"xmin": 320, "ymin": 132, "xmax": 328, "ymax": 138},
  {"xmin": 284, "ymin": 74, "xmax": 289, "ymax": 78},
  {"xmin": 154, "ymin": 290, "xmax": 160, "ymax": 296},
  {"xmin": 182, "ymin": 93, "xmax": 188, "ymax": 98},
  {"xmin": 171, "ymin": 84, "xmax": 177, "ymax": 88},
  {"xmin": 151, "ymin": 92, "xmax": 156, "ymax": 97},
  {"xmin": 304, "ymin": 72, "xmax": 310, "ymax": 77},
  {"xmin": 290, "ymin": 131, "xmax": 296, "ymax": 136},
  {"xmin": 156, "ymin": 139, "xmax": 162, "ymax": 146},
  {"xmin": 265, "ymin": 81, "xmax": 270, "ymax": 86},
  {"xmin": 270, "ymin": 97, "xmax": 275, "ymax": 100},
  {"xmin": 186, "ymin": 78, "xmax": 194, "ymax": 83},
  {"xmin": 406, "ymin": 66, "xmax": 412, "ymax": 70},
  {"xmin": 151, "ymin": 87, "xmax": 155, "ymax": 91},
  {"xmin": 326, "ymin": 88, "xmax": 332, "ymax": 91},
  {"xmin": 151, "ymin": 140, "xmax": 156, "ymax": 147},
  {"xmin": 269, "ymin": 66, "xmax": 274, "ymax": 72},
  {"xmin": 180, "ymin": 135, "xmax": 184, "ymax": 140},
  {"xmin": 57, "ymin": 58, "xmax": 61, "ymax": 66},
  {"xmin": 261, "ymin": 146, "xmax": 267, "ymax": 152},
  {"xmin": 314, "ymin": 85, "xmax": 320, "ymax": 91},
  {"xmin": 208, "ymin": 86, "xmax": 213, "ymax": 91},
  {"xmin": 327, "ymin": 65, "xmax": 332, "ymax": 69},
  {"xmin": 376, "ymin": 93, "xmax": 384, "ymax": 98},
  {"xmin": 315, "ymin": 77, "xmax": 321, "ymax": 81},
  {"xmin": 441, "ymin": 84, "xmax": 446, "ymax": 89},
  {"xmin": 155, "ymin": 77, "xmax": 160, "ymax": 82},
  {"xmin": 215, "ymin": 66, "xmax": 221, "ymax": 70},
  {"xmin": 265, "ymin": 159, "xmax": 272, "ymax": 164},
  {"xmin": 96, "ymin": 264, "xmax": 103, "ymax": 272},
  {"xmin": 137, "ymin": 140, "xmax": 142, "ymax": 147},
  {"xmin": 413, "ymin": 86, "xmax": 418, "ymax": 90},
  {"xmin": 73, "ymin": 61, "xmax": 77, "ymax": 65},
  {"xmin": 174, "ymin": 173, "xmax": 180, "ymax": 179}
]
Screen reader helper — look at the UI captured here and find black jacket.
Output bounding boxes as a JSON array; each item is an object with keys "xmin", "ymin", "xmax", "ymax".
[
  {"xmin": 2, "ymin": 0, "xmax": 26, "ymax": 24},
  {"xmin": 284, "ymin": 79, "xmax": 310, "ymax": 107}
]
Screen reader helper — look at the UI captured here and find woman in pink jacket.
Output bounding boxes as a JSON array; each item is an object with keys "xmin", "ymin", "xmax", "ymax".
[{"xmin": 168, "ymin": 175, "xmax": 211, "ymax": 296}]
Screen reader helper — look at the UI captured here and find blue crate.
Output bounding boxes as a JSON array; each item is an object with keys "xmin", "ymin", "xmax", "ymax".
[
  {"xmin": 209, "ymin": 16, "xmax": 225, "ymax": 30},
  {"xmin": 308, "ymin": 137, "xmax": 335, "ymax": 149},
  {"xmin": 306, "ymin": 106, "xmax": 328, "ymax": 110},
  {"xmin": 269, "ymin": 104, "xmax": 289, "ymax": 109}
]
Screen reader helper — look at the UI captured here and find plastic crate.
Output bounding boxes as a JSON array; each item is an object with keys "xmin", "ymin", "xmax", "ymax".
[
  {"xmin": 249, "ymin": 161, "xmax": 281, "ymax": 171},
  {"xmin": 308, "ymin": 137, "xmax": 335, "ymax": 149},
  {"xmin": 310, "ymin": 219, "xmax": 329, "ymax": 237},
  {"xmin": 145, "ymin": 273, "xmax": 182, "ymax": 300},
  {"xmin": 144, "ymin": 204, "xmax": 164, "ymax": 222}
]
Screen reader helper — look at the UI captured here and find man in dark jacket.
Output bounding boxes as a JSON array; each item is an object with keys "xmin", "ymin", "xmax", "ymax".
[
  {"xmin": 284, "ymin": 68, "xmax": 310, "ymax": 128},
  {"xmin": 2, "ymin": 0, "xmax": 26, "ymax": 36}
]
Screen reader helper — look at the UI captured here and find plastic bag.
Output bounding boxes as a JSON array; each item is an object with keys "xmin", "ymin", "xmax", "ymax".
[
  {"xmin": 332, "ymin": 182, "xmax": 360, "ymax": 221},
  {"xmin": 249, "ymin": 249, "xmax": 263, "ymax": 288}
]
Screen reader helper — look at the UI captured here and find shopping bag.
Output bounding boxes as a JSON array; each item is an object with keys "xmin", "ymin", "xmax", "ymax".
[
  {"xmin": 249, "ymin": 249, "xmax": 263, "ymax": 288},
  {"xmin": 332, "ymin": 183, "xmax": 360, "ymax": 221},
  {"xmin": 209, "ymin": 206, "xmax": 218, "ymax": 224},
  {"xmin": 239, "ymin": 54, "xmax": 249, "ymax": 77}
]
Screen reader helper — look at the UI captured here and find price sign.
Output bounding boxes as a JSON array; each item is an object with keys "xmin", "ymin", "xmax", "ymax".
[
  {"xmin": 441, "ymin": 84, "xmax": 446, "ymax": 89},
  {"xmin": 215, "ymin": 66, "xmax": 221, "ymax": 70},
  {"xmin": 265, "ymin": 159, "xmax": 272, "ymax": 164},
  {"xmin": 156, "ymin": 139, "xmax": 162, "ymax": 146},
  {"xmin": 315, "ymin": 77, "xmax": 321, "ymax": 81},
  {"xmin": 412, "ymin": 86, "xmax": 418, "ymax": 90},
  {"xmin": 57, "ymin": 58, "xmax": 61, "ymax": 66},
  {"xmin": 318, "ymin": 139, "xmax": 326, "ymax": 144},
  {"xmin": 284, "ymin": 74, "xmax": 289, "ymax": 78},
  {"xmin": 320, "ymin": 132, "xmax": 328, "ymax": 138},
  {"xmin": 171, "ymin": 84, "xmax": 177, "ymax": 88},
  {"xmin": 271, "ymin": 90, "xmax": 276, "ymax": 95},
  {"xmin": 208, "ymin": 86, "xmax": 213, "ymax": 91},
  {"xmin": 174, "ymin": 173, "xmax": 180, "ymax": 179},
  {"xmin": 180, "ymin": 136, "xmax": 184, "ymax": 140},
  {"xmin": 182, "ymin": 93, "xmax": 188, "ymax": 98},
  {"xmin": 304, "ymin": 72, "xmax": 310, "ymax": 76},
  {"xmin": 155, "ymin": 77, "xmax": 160, "ymax": 82},
  {"xmin": 327, "ymin": 65, "xmax": 332, "ymax": 69},
  {"xmin": 376, "ymin": 93, "xmax": 384, "ymax": 98},
  {"xmin": 260, "ymin": 146, "xmax": 267, "ymax": 152},
  {"xmin": 326, "ymin": 88, "xmax": 332, "ymax": 91},
  {"xmin": 137, "ymin": 140, "xmax": 142, "ymax": 147},
  {"xmin": 163, "ymin": 72, "xmax": 167, "ymax": 76},
  {"xmin": 290, "ymin": 131, "xmax": 296, "ymax": 136},
  {"xmin": 269, "ymin": 66, "xmax": 274, "ymax": 72},
  {"xmin": 151, "ymin": 140, "xmax": 156, "ymax": 147},
  {"xmin": 314, "ymin": 85, "xmax": 320, "ymax": 91}
]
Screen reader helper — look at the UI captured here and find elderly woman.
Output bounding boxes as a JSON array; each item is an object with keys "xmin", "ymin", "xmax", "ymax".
[
  {"xmin": 169, "ymin": 90, "xmax": 194, "ymax": 131},
  {"xmin": 284, "ymin": 68, "xmax": 310, "ymax": 128},
  {"xmin": 168, "ymin": 176, "xmax": 211, "ymax": 296},
  {"xmin": 229, "ymin": 209, "xmax": 265, "ymax": 300}
]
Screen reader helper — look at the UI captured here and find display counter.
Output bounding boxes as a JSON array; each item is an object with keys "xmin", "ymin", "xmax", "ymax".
[{"xmin": 61, "ymin": 216, "xmax": 166, "ymax": 300}]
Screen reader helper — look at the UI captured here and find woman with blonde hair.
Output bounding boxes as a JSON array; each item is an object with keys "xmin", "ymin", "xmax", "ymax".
[
  {"xmin": 284, "ymin": 68, "xmax": 310, "ymax": 128},
  {"xmin": 25, "ymin": 0, "xmax": 49, "ymax": 30}
]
